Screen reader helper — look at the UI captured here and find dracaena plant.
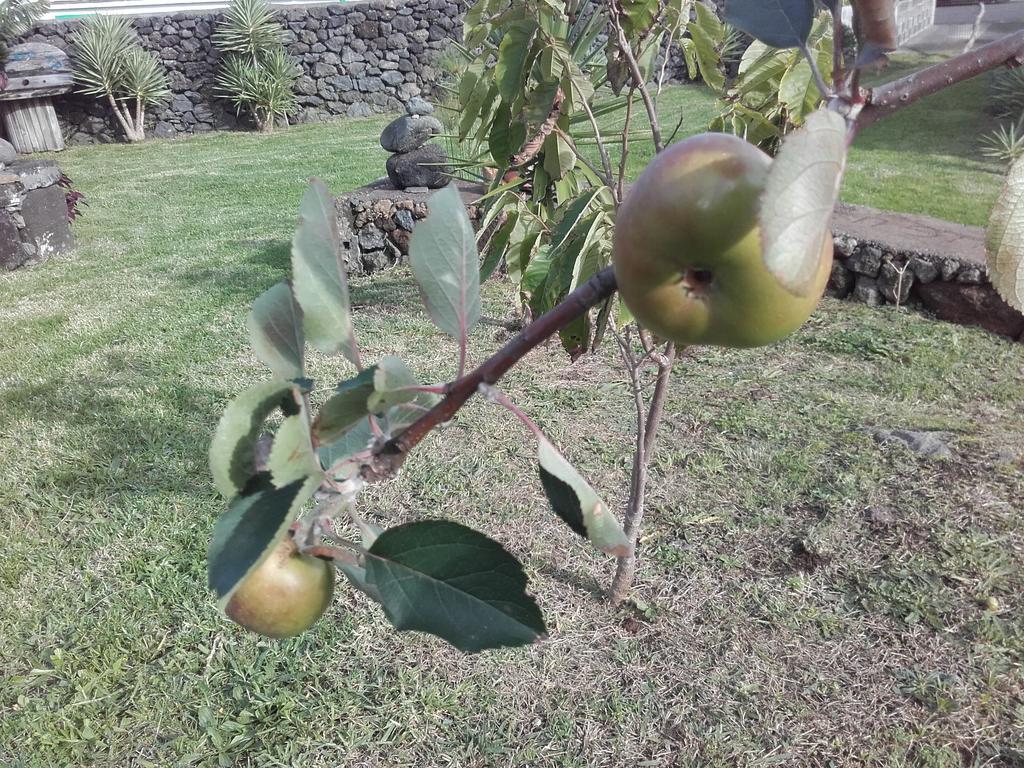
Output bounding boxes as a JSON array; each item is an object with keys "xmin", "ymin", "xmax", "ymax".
[
  {"xmin": 214, "ymin": 0, "xmax": 299, "ymax": 133},
  {"xmin": 70, "ymin": 15, "xmax": 169, "ymax": 143},
  {"xmin": 207, "ymin": 0, "xmax": 1024, "ymax": 653}
]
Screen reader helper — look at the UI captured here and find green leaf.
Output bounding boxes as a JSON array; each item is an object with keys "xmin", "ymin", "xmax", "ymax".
[
  {"xmin": 620, "ymin": 0, "xmax": 659, "ymax": 42},
  {"xmin": 267, "ymin": 404, "xmax": 322, "ymax": 488},
  {"xmin": 686, "ymin": 2, "xmax": 726, "ymax": 91},
  {"xmin": 409, "ymin": 185, "xmax": 482, "ymax": 342},
  {"xmin": 488, "ymin": 102, "xmax": 515, "ymax": 165},
  {"xmin": 247, "ymin": 281, "xmax": 304, "ymax": 380},
  {"xmin": 318, "ymin": 417, "xmax": 375, "ymax": 474},
  {"xmin": 542, "ymin": 131, "xmax": 575, "ymax": 181},
  {"xmin": 290, "ymin": 179, "xmax": 360, "ymax": 365},
  {"xmin": 537, "ymin": 437, "xmax": 631, "ymax": 557},
  {"xmin": 495, "ymin": 20, "xmax": 539, "ymax": 103},
  {"xmin": 337, "ymin": 562, "xmax": 384, "ymax": 603},
  {"xmin": 207, "ymin": 473, "xmax": 318, "ymax": 603},
  {"xmin": 480, "ymin": 211, "xmax": 519, "ymax": 282},
  {"xmin": 725, "ymin": 0, "xmax": 815, "ymax": 49},
  {"xmin": 986, "ymin": 156, "xmax": 1024, "ymax": 312},
  {"xmin": 384, "ymin": 390, "xmax": 441, "ymax": 435},
  {"xmin": 209, "ymin": 380, "xmax": 295, "ymax": 498},
  {"xmin": 365, "ymin": 520, "xmax": 546, "ymax": 652},
  {"xmin": 313, "ymin": 373, "xmax": 375, "ymax": 444},
  {"xmin": 761, "ymin": 107, "xmax": 848, "ymax": 296},
  {"xmin": 369, "ymin": 356, "xmax": 420, "ymax": 412}
]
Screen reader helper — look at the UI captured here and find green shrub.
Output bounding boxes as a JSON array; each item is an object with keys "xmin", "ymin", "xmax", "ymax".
[
  {"xmin": 70, "ymin": 15, "xmax": 169, "ymax": 143},
  {"xmin": 214, "ymin": 0, "xmax": 299, "ymax": 133}
]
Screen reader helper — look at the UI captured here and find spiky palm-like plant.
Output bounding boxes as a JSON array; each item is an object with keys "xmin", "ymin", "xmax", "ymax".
[
  {"xmin": 70, "ymin": 15, "xmax": 169, "ymax": 142},
  {"xmin": 213, "ymin": 0, "xmax": 299, "ymax": 133}
]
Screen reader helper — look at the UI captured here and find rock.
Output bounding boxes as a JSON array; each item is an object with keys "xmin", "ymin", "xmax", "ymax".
[
  {"xmin": 956, "ymin": 266, "xmax": 983, "ymax": 285},
  {"xmin": 916, "ymin": 281, "xmax": 1024, "ymax": 340},
  {"xmin": 379, "ymin": 114, "xmax": 442, "ymax": 152},
  {"xmin": 154, "ymin": 121, "xmax": 176, "ymax": 139},
  {"xmin": 394, "ymin": 208, "xmax": 415, "ymax": 230},
  {"xmin": 0, "ymin": 210, "xmax": 24, "ymax": 270},
  {"xmin": 939, "ymin": 257, "xmax": 960, "ymax": 281},
  {"xmin": 361, "ymin": 247, "xmax": 393, "ymax": 273},
  {"xmin": 386, "ymin": 144, "xmax": 451, "ymax": 189},
  {"xmin": 405, "ymin": 96, "xmax": 433, "ymax": 116},
  {"xmin": 853, "ymin": 275, "xmax": 882, "ymax": 306},
  {"xmin": 358, "ymin": 227, "xmax": 385, "ymax": 250},
  {"xmin": 21, "ymin": 185, "xmax": 74, "ymax": 261},
  {"xmin": 0, "ymin": 138, "xmax": 16, "ymax": 166},
  {"xmin": 878, "ymin": 260, "xmax": 914, "ymax": 304},
  {"xmin": 866, "ymin": 428, "xmax": 953, "ymax": 459},
  {"xmin": 170, "ymin": 94, "xmax": 194, "ymax": 113},
  {"xmin": 848, "ymin": 246, "xmax": 884, "ymax": 277},
  {"xmin": 908, "ymin": 256, "xmax": 939, "ymax": 284},
  {"xmin": 833, "ymin": 233, "xmax": 857, "ymax": 257},
  {"xmin": 827, "ymin": 261, "xmax": 854, "ymax": 299},
  {"xmin": 346, "ymin": 102, "xmax": 373, "ymax": 118},
  {"xmin": 11, "ymin": 160, "xmax": 61, "ymax": 191}
]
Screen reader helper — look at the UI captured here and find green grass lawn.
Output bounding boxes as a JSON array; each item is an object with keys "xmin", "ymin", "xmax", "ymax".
[{"xmin": 1, "ymin": 80, "xmax": 1023, "ymax": 767}]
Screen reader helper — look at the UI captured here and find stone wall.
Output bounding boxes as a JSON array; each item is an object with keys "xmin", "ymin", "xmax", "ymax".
[
  {"xmin": 829, "ymin": 203, "xmax": 1023, "ymax": 341},
  {"xmin": 21, "ymin": 0, "xmax": 463, "ymax": 144},
  {"xmin": 0, "ymin": 159, "xmax": 75, "ymax": 270},
  {"xmin": 335, "ymin": 178, "xmax": 482, "ymax": 276}
]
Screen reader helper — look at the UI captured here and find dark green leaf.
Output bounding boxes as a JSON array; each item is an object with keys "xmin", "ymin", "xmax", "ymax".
[
  {"xmin": 290, "ymin": 179, "xmax": 360, "ymax": 365},
  {"xmin": 207, "ymin": 473, "xmax": 318, "ymax": 602},
  {"xmin": 537, "ymin": 437, "xmax": 631, "ymax": 557},
  {"xmin": 247, "ymin": 281, "xmax": 304, "ymax": 380},
  {"xmin": 480, "ymin": 211, "xmax": 518, "ymax": 282},
  {"xmin": 542, "ymin": 130, "xmax": 575, "ymax": 181},
  {"xmin": 410, "ymin": 185, "xmax": 482, "ymax": 342},
  {"xmin": 365, "ymin": 520, "xmax": 546, "ymax": 652},
  {"xmin": 495, "ymin": 20, "xmax": 539, "ymax": 103},
  {"xmin": 209, "ymin": 380, "xmax": 295, "ymax": 498},
  {"xmin": 725, "ymin": 0, "xmax": 815, "ymax": 49},
  {"xmin": 620, "ymin": 0, "xmax": 659, "ymax": 41}
]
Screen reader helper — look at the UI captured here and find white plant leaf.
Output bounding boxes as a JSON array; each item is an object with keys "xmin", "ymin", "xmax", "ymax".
[{"xmin": 761, "ymin": 108, "xmax": 848, "ymax": 296}]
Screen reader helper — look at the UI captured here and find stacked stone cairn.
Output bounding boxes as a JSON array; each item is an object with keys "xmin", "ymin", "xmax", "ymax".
[{"xmin": 381, "ymin": 97, "xmax": 451, "ymax": 190}]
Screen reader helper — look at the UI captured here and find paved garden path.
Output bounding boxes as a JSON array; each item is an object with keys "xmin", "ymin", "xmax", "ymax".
[{"xmin": 832, "ymin": 204, "xmax": 986, "ymax": 265}]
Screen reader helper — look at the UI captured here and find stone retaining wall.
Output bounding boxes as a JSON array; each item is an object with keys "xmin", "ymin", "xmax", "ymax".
[
  {"xmin": 335, "ymin": 178, "xmax": 482, "ymax": 276},
  {"xmin": 829, "ymin": 203, "xmax": 1023, "ymax": 341},
  {"xmin": 21, "ymin": 0, "xmax": 463, "ymax": 143}
]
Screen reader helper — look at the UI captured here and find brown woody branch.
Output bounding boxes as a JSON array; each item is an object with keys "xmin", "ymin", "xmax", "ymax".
[
  {"xmin": 857, "ymin": 30, "xmax": 1024, "ymax": 130},
  {"xmin": 369, "ymin": 266, "xmax": 619, "ymax": 472}
]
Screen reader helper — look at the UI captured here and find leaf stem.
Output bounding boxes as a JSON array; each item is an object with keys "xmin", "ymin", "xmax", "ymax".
[{"xmin": 479, "ymin": 383, "xmax": 546, "ymax": 441}]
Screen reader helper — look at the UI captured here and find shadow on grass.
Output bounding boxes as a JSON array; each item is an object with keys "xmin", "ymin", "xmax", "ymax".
[{"xmin": 3, "ymin": 362, "xmax": 222, "ymax": 503}]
